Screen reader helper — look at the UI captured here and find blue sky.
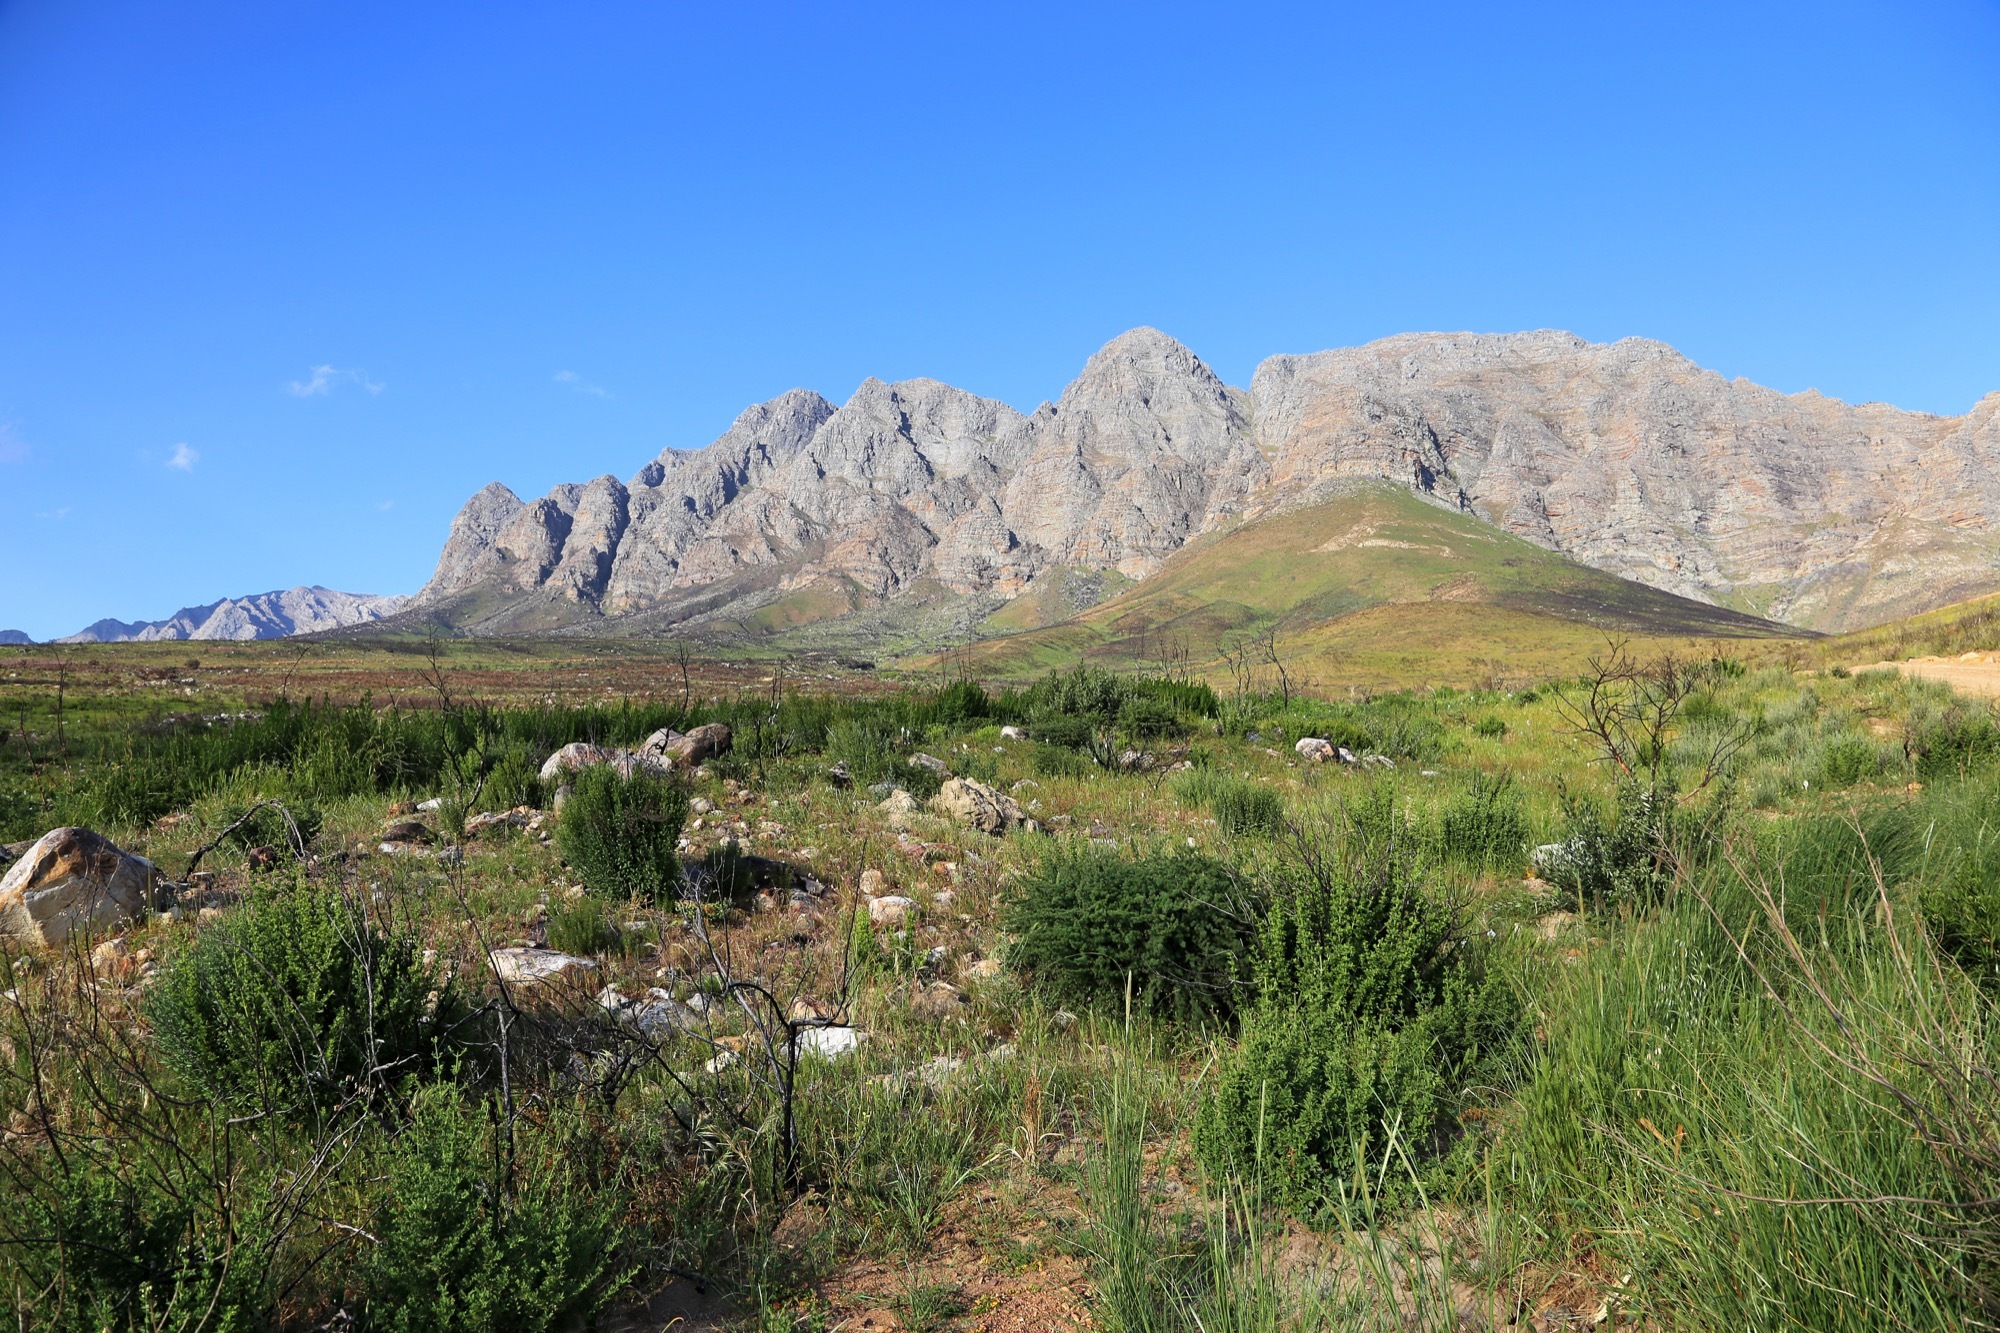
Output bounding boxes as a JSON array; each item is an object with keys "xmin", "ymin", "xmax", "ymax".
[{"xmin": 1, "ymin": 1, "xmax": 1996, "ymax": 640}]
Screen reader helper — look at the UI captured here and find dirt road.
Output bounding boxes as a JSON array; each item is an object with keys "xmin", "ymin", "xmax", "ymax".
[{"xmin": 1858, "ymin": 652, "xmax": 2000, "ymax": 698}]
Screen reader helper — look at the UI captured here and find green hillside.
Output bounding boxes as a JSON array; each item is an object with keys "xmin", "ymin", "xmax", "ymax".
[{"xmin": 947, "ymin": 484, "xmax": 1796, "ymax": 687}]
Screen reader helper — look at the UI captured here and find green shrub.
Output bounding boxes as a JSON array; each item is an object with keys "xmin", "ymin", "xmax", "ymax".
[
  {"xmin": 1174, "ymin": 769, "xmax": 1285, "ymax": 836},
  {"xmin": 1213, "ymin": 782, "xmax": 1285, "ymax": 837},
  {"xmin": 827, "ymin": 718, "xmax": 901, "ymax": 785},
  {"xmin": 1542, "ymin": 783, "xmax": 1678, "ymax": 914},
  {"xmin": 1437, "ymin": 771, "xmax": 1528, "ymax": 870},
  {"xmin": 1471, "ymin": 715, "xmax": 1507, "ymax": 739},
  {"xmin": 147, "ymin": 878, "xmax": 450, "ymax": 1116},
  {"xmin": 546, "ymin": 896, "xmax": 617, "ymax": 956},
  {"xmin": 363, "ymin": 1085, "xmax": 631, "ymax": 1332},
  {"xmin": 1909, "ymin": 705, "xmax": 2000, "ymax": 780},
  {"xmin": 932, "ymin": 679, "xmax": 991, "ymax": 725},
  {"xmin": 7, "ymin": 1162, "xmax": 269, "ymax": 1332},
  {"xmin": 1030, "ymin": 714, "xmax": 1096, "ymax": 750},
  {"xmin": 1820, "ymin": 733, "xmax": 1881, "ymax": 788},
  {"xmin": 216, "ymin": 799, "xmax": 323, "ymax": 854},
  {"xmin": 1195, "ymin": 796, "xmax": 1513, "ymax": 1211},
  {"xmin": 1030, "ymin": 743, "xmax": 1090, "ymax": 779},
  {"xmin": 554, "ymin": 766, "xmax": 689, "ymax": 902},
  {"xmin": 1116, "ymin": 696, "xmax": 1184, "ymax": 742},
  {"xmin": 1003, "ymin": 845, "xmax": 1258, "ymax": 1024}
]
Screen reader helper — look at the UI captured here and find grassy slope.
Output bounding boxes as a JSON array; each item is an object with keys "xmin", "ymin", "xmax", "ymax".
[
  {"xmin": 945, "ymin": 485, "xmax": 1795, "ymax": 686},
  {"xmin": 1817, "ymin": 585, "xmax": 2000, "ymax": 665}
]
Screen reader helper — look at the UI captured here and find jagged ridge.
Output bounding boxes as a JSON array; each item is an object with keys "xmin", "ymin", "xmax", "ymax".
[
  {"xmin": 414, "ymin": 328, "xmax": 2000, "ymax": 636},
  {"xmin": 59, "ymin": 587, "xmax": 409, "ymax": 643}
]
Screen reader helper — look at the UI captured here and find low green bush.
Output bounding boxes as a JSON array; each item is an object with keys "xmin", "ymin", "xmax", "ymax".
[
  {"xmin": 1471, "ymin": 715, "xmax": 1507, "ymax": 739},
  {"xmin": 1820, "ymin": 733, "xmax": 1882, "ymax": 788},
  {"xmin": 1196, "ymin": 796, "xmax": 1514, "ymax": 1211},
  {"xmin": 546, "ymin": 896, "xmax": 617, "ymax": 956},
  {"xmin": 147, "ymin": 877, "xmax": 451, "ymax": 1116},
  {"xmin": 7, "ymin": 1162, "xmax": 269, "ymax": 1332},
  {"xmin": 1437, "ymin": 771, "xmax": 1528, "ymax": 870},
  {"xmin": 363, "ymin": 1085, "xmax": 632, "ymax": 1332},
  {"xmin": 1030, "ymin": 743, "xmax": 1090, "ymax": 779},
  {"xmin": 1174, "ymin": 769, "xmax": 1285, "ymax": 836},
  {"xmin": 1003, "ymin": 844, "xmax": 1258, "ymax": 1024},
  {"xmin": 1116, "ymin": 696, "xmax": 1184, "ymax": 742},
  {"xmin": 554, "ymin": 766, "xmax": 689, "ymax": 902}
]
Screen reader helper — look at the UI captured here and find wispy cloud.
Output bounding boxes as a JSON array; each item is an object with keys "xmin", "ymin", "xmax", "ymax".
[
  {"xmin": 288, "ymin": 364, "xmax": 385, "ymax": 397},
  {"xmin": 376, "ymin": 499, "xmax": 395, "ymax": 511},
  {"xmin": 36, "ymin": 507, "xmax": 70, "ymax": 521},
  {"xmin": 166, "ymin": 442, "xmax": 199, "ymax": 472},
  {"xmin": 554, "ymin": 369, "xmax": 610, "ymax": 398},
  {"xmin": 0, "ymin": 423, "xmax": 28, "ymax": 465}
]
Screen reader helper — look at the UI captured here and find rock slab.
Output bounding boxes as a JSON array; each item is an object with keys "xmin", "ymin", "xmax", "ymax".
[{"xmin": 0, "ymin": 828, "xmax": 157, "ymax": 949}]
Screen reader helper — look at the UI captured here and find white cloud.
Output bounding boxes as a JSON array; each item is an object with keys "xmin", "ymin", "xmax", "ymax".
[
  {"xmin": 288, "ymin": 364, "xmax": 385, "ymax": 397},
  {"xmin": 36, "ymin": 506, "xmax": 70, "ymax": 521},
  {"xmin": 166, "ymin": 442, "xmax": 199, "ymax": 472},
  {"xmin": 555, "ymin": 369, "xmax": 610, "ymax": 398},
  {"xmin": 0, "ymin": 424, "xmax": 28, "ymax": 464}
]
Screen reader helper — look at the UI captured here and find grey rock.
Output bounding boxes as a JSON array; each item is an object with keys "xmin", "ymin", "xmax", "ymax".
[
  {"xmin": 0, "ymin": 828, "xmax": 158, "ymax": 949},
  {"xmin": 414, "ymin": 328, "xmax": 2000, "ymax": 635},
  {"xmin": 60, "ymin": 587, "xmax": 407, "ymax": 643}
]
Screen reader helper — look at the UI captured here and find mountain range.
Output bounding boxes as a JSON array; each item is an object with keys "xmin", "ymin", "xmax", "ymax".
[
  {"xmin": 403, "ymin": 328, "xmax": 2000, "ymax": 649},
  {"xmin": 56, "ymin": 587, "xmax": 408, "ymax": 644}
]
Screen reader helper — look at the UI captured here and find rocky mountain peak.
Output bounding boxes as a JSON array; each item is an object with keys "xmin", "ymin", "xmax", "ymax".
[{"xmin": 410, "ymin": 329, "xmax": 2000, "ymax": 637}]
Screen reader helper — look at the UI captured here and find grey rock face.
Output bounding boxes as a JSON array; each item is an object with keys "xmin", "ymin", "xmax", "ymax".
[
  {"xmin": 414, "ymin": 328, "xmax": 2000, "ymax": 634},
  {"xmin": 0, "ymin": 630, "xmax": 31, "ymax": 646},
  {"xmin": 60, "ymin": 587, "xmax": 409, "ymax": 643}
]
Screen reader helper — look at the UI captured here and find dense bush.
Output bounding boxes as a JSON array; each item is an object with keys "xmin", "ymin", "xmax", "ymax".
[
  {"xmin": 1820, "ymin": 733, "xmax": 1883, "ymax": 788},
  {"xmin": 1116, "ymin": 696, "xmax": 1185, "ymax": 741},
  {"xmin": 1003, "ymin": 845, "xmax": 1259, "ymax": 1024},
  {"xmin": 7, "ymin": 1164, "xmax": 267, "ymax": 1333},
  {"xmin": 1196, "ymin": 797, "xmax": 1514, "ymax": 1210},
  {"xmin": 554, "ymin": 766, "xmax": 689, "ymax": 902},
  {"xmin": 1541, "ymin": 783, "xmax": 1680, "ymax": 914},
  {"xmin": 1436, "ymin": 771, "xmax": 1529, "ymax": 870},
  {"xmin": 148, "ymin": 877, "xmax": 450, "ymax": 1116},
  {"xmin": 1030, "ymin": 743, "xmax": 1091, "ymax": 779},
  {"xmin": 1908, "ymin": 704, "xmax": 2000, "ymax": 780},
  {"xmin": 363, "ymin": 1085, "xmax": 631, "ymax": 1333}
]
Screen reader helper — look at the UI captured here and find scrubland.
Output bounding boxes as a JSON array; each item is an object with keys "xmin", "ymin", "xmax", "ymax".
[{"xmin": 0, "ymin": 639, "xmax": 1994, "ymax": 1331}]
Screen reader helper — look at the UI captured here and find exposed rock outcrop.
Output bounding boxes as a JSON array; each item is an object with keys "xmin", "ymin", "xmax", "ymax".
[
  {"xmin": 61, "ymin": 587, "xmax": 408, "ymax": 643},
  {"xmin": 0, "ymin": 828, "xmax": 157, "ymax": 949},
  {"xmin": 413, "ymin": 329, "xmax": 2000, "ymax": 634}
]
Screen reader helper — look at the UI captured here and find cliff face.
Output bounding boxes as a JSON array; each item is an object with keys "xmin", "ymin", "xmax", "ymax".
[{"xmin": 416, "ymin": 329, "xmax": 2000, "ymax": 635}]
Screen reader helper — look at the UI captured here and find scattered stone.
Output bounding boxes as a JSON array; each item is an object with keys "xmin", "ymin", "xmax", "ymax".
[
  {"xmin": 868, "ymin": 895, "xmax": 917, "ymax": 926},
  {"xmin": 90, "ymin": 937, "xmax": 131, "ymax": 978},
  {"xmin": 538, "ymin": 742, "xmax": 617, "ymax": 784},
  {"xmin": 798, "ymin": 1026, "xmax": 864, "ymax": 1059},
  {"xmin": 464, "ymin": 807, "xmax": 535, "ymax": 838},
  {"xmin": 552, "ymin": 784, "xmax": 573, "ymax": 812},
  {"xmin": 858, "ymin": 868, "xmax": 887, "ymax": 896},
  {"xmin": 643, "ymin": 722, "xmax": 733, "ymax": 769},
  {"xmin": 1116, "ymin": 750, "xmax": 1152, "ymax": 771},
  {"xmin": 909, "ymin": 752, "xmax": 950, "ymax": 776},
  {"xmin": 415, "ymin": 797, "xmax": 443, "ymax": 812},
  {"xmin": 380, "ymin": 819, "xmax": 434, "ymax": 845},
  {"xmin": 1361, "ymin": 754, "xmax": 1395, "ymax": 769},
  {"xmin": 488, "ymin": 947, "xmax": 598, "ymax": 988},
  {"xmin": 1295, "ymin": 737, "xmax": 1335, "ymax": 762},
  {"xmin": 827, "ymin": 761, "xmax": 852, "ymax": 788},
  {"xmin": 386, "ymin": 800, "xmax": 417, "ymax": 817},
  {"xmin": 929, "ymin": 777, "xmax": 1028, "ymax": 836},
  {"xmin": 1336, "ymin": 746, "xmax": 1358, "ymax": 764},
  {"xmin": 1000, "ymin": 725, "xmax": 1027, "ymax": 741},
  {"xmin": 1010, "ymin": 778, "xmax": 1038, "ymax": 793},
  {"xmin": 966, "ymin": 957, "xmax": 1003, "ymax": 980},
  {"xmin": 912, "ymin": 980, "xmax": 966, "ymax": 1019},
  {"xmin": 0, "ymin": 828, "xmax": 158, "ymax": 949},
  {"xmin": 690, "ymin": 796, "xmax": 715, "ymax": 815},
  {"xmin": 1050, "ymin": 1009, "xmax": 1078, "ymax": 1031},
  {"xmin": 878, "ymin": 789, "xmax": 920, "ymax": 828}
]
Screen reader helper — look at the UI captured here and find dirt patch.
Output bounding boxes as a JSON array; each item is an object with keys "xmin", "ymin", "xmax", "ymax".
[{"xmin": 1855, "ymin": 655, "xmax": 2000, "ymax": 698}]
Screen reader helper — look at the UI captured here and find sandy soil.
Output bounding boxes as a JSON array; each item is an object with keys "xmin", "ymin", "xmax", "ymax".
[{"xmin": 1857, "ymin": 651, "xmax": 2000, "ymax": 698}]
